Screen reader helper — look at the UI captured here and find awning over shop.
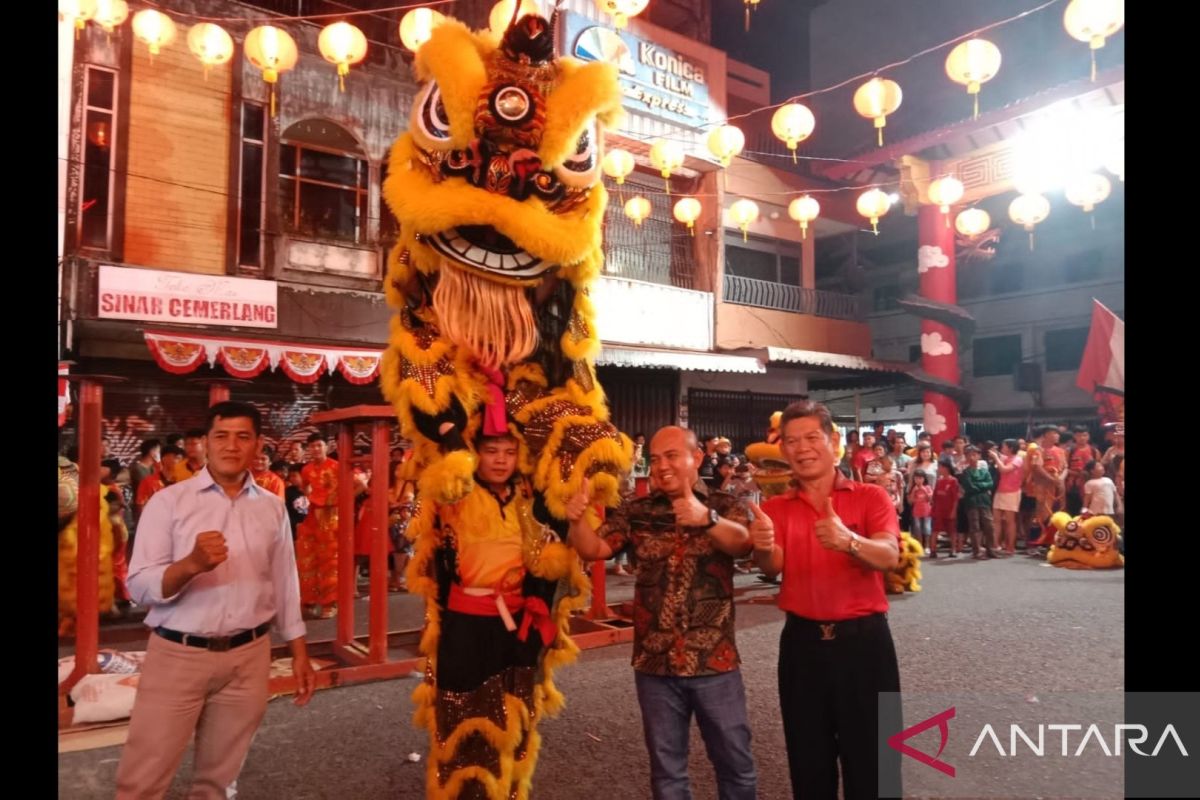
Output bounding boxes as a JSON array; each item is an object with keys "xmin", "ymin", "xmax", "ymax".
[
  {"xmin": 143, "ymin": 330, "xmax": 383, "ymax": 385},
  {"xmin": 597, "ymin": 346, "xmax": 766, "ymax": 374},
  {"xmin": 765, "ymin": 347, "xmax": 914, "ymax": 375}
]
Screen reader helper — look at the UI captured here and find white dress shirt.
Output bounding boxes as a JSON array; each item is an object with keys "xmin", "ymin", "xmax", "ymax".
[{"xmin": 128, "ymin": 467, "xmax": 306, "ymax": 641}]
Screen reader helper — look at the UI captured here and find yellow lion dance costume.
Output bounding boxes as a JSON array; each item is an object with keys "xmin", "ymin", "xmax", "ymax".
[
  {"xmin": 380, "ymin": 7, "xmax": 631, "ymax": 798},
  {"xmin": 58, "ymin": 457, "xmax": 115, "ymax": 637},
  {"xmin": 1046, "ymin": 511, "xmax": 1123, "ymax": 569},
  {"xmin": 886, "ymin": 532, "xmax": 924, "ymax": 594}
]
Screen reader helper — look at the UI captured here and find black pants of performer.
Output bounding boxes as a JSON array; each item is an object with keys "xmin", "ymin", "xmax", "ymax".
[
  {"xmin": 778, "ymin": 612, "xmax": 902, "ymax": 800},
  {"xmin": 436, "ymin": 607, "xmax": 543, "ymax": 692}
]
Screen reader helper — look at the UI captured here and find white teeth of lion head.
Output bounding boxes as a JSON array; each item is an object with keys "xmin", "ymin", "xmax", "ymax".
[{"xmin": 428, "ymin": 227, "xmax": 550, "ymax": 279}]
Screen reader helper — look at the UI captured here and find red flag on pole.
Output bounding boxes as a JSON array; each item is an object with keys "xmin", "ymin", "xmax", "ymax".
[
  {"xmin": 1076, "ymin": 300, "xmax": 1124, "ymax": 394},
  {"xmin": 58, "ymin": 362, "xmax": 70, "ymax": 427}
]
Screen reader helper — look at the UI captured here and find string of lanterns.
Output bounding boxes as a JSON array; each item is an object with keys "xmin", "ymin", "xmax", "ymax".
[{"xmin": 60, "ymin": 0, "xmax": 1123, "ymax": 240}]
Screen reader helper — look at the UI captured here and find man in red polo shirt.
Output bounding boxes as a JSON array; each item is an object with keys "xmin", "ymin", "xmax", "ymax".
[
  {"xmin": 750, "ymin": 400, "xmax": 902, "ymax": 800},
  {"xmin": 851, "ymin": 431, "xmax": 877, "ymax": 481}
]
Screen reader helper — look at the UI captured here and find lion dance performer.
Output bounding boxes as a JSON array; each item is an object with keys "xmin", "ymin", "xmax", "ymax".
[
  {"xmin": 58, "ymin": 455, "xmax": 115, "ymax": 636},
  {"xmin": 379, "ymin": 6, "xmax": 631, "ymax": 798}
]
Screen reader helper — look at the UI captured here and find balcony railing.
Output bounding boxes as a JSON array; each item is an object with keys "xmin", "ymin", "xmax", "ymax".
[{"xmin": 723, "ymin": 273, "xmax": 863, "ymax": 321}]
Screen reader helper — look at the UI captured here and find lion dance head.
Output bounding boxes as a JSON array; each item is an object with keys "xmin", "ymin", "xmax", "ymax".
[{"xmin": 381, "ymin": 7, "xmax": 631, "ymax": 515}]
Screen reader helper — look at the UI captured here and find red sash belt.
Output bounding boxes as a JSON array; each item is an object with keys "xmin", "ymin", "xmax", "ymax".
[{"xmin": 447, "ymin": 585, "xmax": 556, "ymax": 644}]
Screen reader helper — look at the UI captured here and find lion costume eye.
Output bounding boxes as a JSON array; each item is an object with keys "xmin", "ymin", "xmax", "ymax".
[
  {"xmin": 554, "ymin": 119, "xmax": 600, "ymax": 188},
  {"xmin": 412, "ymin": 81, "xmax": 453, "ymax": 150}
]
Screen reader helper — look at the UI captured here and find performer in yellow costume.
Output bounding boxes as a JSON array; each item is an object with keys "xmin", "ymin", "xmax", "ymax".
[
  {"xmin": 58, "ymin": 455, "xmax": 115, "ymax": 636},
  {"xmin": 379, "ymin": 5, "xmax": 632, "ymax": 798}
]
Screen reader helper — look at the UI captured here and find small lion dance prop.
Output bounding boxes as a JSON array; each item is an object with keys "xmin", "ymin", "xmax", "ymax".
[
  {"xmin": 1046, "ymin": 511, "xmax": 1123, "ymax": 569},
  {"xmin": 886, "ymin": 531, "xmax": 924, "ymax": 594},
  {"xmin": 380, "ymin": 6, "xmax": 631, "ymax": 799}
]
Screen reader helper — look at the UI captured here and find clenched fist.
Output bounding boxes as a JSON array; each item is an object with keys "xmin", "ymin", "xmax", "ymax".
[{"xmin": 189, "ymin": 531, "xmax": 228, "ymax": 572}]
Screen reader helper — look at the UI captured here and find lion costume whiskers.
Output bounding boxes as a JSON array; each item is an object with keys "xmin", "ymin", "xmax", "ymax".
[{"xmin": 380, "ymin": 7, "xmax": 632, "ymax": 798}]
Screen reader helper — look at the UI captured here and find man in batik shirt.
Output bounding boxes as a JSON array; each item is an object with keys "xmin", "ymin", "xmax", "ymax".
[{"xmin": 568, "ymin": 426, "xmax": 758, "ymax": 800}]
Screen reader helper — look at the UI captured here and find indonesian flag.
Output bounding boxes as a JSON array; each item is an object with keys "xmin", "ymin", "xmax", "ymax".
[{"xmin": 1076, "ymin": 300, "xmax": 1124, "ymax": 394}]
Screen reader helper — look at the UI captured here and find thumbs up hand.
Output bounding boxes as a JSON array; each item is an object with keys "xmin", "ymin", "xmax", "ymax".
[
  {"xmin": 565, "ymin": 478, "xmax": 592, "ymax": 523},
  {"xmin": 813, "ymin": 497, "xmax": 852, "ymax": 552},
  {"xmin": 746, "ymin": 499, "xmax": 775, "ymax": 552}
]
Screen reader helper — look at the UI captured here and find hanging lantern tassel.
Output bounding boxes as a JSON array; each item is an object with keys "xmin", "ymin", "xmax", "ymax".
[
  {"xmin": 245, "ymin": 25, "xmax": 298, "ymax": 120},
  {"xmin": 338, "ymin": 63, "xmax": 347, "ymax": 93},
  {"xmin": 1064, "ymin": 0, "xmax": 1124, "ymax": 84},
  {"xmin": 946, "ymin": 39, "xmax": 1001, "ymax": 124},
  {"xmin": 854, "ymin": 77, "xmax": 902, "ymax": 149},
  {"xmin": 673, "ymin": 198, "xmax": 702, "ymax": 238},
  {"xmin": 743, "ymin": 0, "xmax": 760, "ymax": 32},
  {"xmin": 649, "ymin": 139, "xmax": 684, "ymax": 197},
  {"xmin": 729, "ymin": 199, "xmax": 759, "ymax": 243},
  {"xmin": 771, "ymin": 104, "xmax": 815, "ymax": 165},
  {"xmin": 1009, "ymin": 193, "xmax": 1049, "ymax": 253},
  {"xmin": 928, "ymin": 176, "xmax": 964, "ymax": 229}
]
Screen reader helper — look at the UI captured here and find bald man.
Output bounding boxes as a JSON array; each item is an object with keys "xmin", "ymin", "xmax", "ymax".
[{"xmin": 569, "ymin": 426, "xmax": 758, "ymax": 800}]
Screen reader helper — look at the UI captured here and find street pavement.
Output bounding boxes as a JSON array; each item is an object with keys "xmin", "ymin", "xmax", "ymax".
[{"xmin": 58, "ymin": 553, "xmax": 1124, "ymax": 799}]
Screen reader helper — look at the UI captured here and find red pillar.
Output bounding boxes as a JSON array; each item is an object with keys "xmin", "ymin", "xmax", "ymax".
[
  {"xmin": 917, "ymin": 205, "xmax": 961, "ymax": 450},
  {"xmin": 368, "ymin": 420, "xmax": 390, "ymax": 662},
  {"xmin": 208, "ymin": 382, "xmax": 230, "ymax": 406},
  {"xmin": 589, "ymin": 560, "xmax": 607, "ymax": 620},
  {"xmin": 66, "ymin": 380, "xmax": 104, "ymax": 690},
  {"xmin": 336, "ymin": 425, "xmax": 355, "ymax": 647}
]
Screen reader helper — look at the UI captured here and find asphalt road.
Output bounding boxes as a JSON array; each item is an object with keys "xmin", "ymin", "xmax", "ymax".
[{"xmin": 58, "ymin": 554, "xmax": 1124, "ymax": 799}]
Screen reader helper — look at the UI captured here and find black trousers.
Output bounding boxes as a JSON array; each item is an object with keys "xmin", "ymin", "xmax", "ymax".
[{"xmin": 778, "ymin": 613, "xmax": 903, "ymax": 800}]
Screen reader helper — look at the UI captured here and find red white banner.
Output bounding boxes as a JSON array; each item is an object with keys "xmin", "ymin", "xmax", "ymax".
[
  {"xmin": 143, "ymin": 331, "xmax": 383, "ymax": 385},
  {"xmin": 1076, "ymin": 299, "xmax": 1124, "ymax": 394},
  {"xmin": 99, "ymin": 265, "xmax": 278, "ymax": 329},
  {"xmin": 58, "ymin": 362, "xmax": 70, "ymax": 427}
]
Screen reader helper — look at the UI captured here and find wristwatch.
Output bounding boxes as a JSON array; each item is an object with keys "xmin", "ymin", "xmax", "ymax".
[
  {"xmin": 703, "ymin": 508, "xmax": 720, "ymax": 530},
  {"xmin": 848, "ymin": 532, "xmax": 863, "ymax": 557}
]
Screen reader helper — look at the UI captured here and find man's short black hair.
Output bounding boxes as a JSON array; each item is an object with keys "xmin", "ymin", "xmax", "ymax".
[
  {"xmin": 165, "ymin": 433, "xmax": 184, "ymax": 447},
  {"xmin": 306, "ymin": 432, "xmax": 325, "ymax": 446},
  {"xmin": 1073, "ymin": 425, "xmax": 1090, "ymax": 434},
  {"xmin": 101, "ymin": 458, "xmax": 122, "ymax": 476},
  {"xmin": 1085, "ymin": 460, "xmax": 1101, "ymax": 473},
  {"xmin": 138, "ymin": 438, "xmax": 161, "ymax": 457},
  {"xmin": 205, "ymin": 402, "xmax": 262, "ymax": 436},
  {"xmin": 270, "ymin": 460, "xmax": 289, "ymax": 474},
  {"xmin": 160, "ymin": 444, "xmax": 185, "ymax": 458}
]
